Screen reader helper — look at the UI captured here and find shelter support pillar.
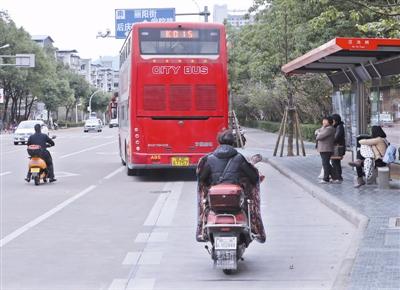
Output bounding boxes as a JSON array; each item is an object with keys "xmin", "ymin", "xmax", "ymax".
[{"xmin": 353, "ymin": 82, "xmax": 368, "ymax": 135}]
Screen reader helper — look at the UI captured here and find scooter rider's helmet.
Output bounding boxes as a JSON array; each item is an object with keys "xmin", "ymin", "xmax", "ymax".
[{"xmin": 34, "ymin": 124, "xmax": 41, "ymax": 133}]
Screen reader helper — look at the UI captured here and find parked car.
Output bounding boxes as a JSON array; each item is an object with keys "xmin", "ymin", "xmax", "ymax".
[
  {"xmin": 109, "ymin": 118, "xmax": 118, "ymax": 128},
  {"xmin": 379, "ymin": 113, "xmax": 394, "ymax": 127},
  {"xmin": 84, "ymin": 118, "xmax": 102, "ymax": 132},
  {"xmin": 14, "ymin": 120, "xmax": 49, "ymax": 145}
]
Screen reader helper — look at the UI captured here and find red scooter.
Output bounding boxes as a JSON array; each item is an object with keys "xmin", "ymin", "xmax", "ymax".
[{"xmin": 197, "ymin": 154, "xmax": 265, "ymax": 274}]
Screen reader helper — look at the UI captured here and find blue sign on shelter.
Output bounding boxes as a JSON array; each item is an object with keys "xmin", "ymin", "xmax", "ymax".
[{"xmin": 115, "ymin": 8, "xmax": 176, "ymax": 39}]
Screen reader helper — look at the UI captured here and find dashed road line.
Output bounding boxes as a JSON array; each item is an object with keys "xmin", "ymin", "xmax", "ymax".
[
  {"xmin": 59, "ymin": 140, "xmax": 117, "ymax": 158},
  {"xmin": 0, "ymin": 166, "xmax": 123, "ymax": 248}
]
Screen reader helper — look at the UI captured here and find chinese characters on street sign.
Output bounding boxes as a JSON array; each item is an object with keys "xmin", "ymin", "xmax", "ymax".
[{"xmin": 115, "ymin": 8, "xmax": 176, "ymax": 39}]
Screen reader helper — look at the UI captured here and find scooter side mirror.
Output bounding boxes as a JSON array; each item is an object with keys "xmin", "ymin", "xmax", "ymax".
[
  {"xmin": 51, "ymin": 135, "xmax": 57, "ymax": 139},
  {"xmin": 251, "ymin": 154, "xmax": 262, "ymax": 164}
]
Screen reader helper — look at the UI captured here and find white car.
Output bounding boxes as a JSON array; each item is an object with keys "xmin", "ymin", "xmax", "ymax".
[
  {"xmin": 84, "ymin": 118, "xmax": 102, "ymax": 132},
  {"xmin": 109, "ymin": 118, "xmax": 118, "ymax": 128},
  {"xmin": 14, "ymin": 120, "xmax": 49, "ymax": 145}
]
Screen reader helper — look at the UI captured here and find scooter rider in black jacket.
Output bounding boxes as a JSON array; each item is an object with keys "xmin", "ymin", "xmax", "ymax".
[
  {"xmin": 198, "ymin": 130, "xmax": 259, "ymax": 185},
  {"xmin": 25, "ymin": 124, "xmax": 56, "ymax": 182}
]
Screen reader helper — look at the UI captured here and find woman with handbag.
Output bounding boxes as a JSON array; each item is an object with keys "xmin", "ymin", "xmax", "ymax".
[
  {"xmin": 315, "ymin": 116, "xmax": 339, "ymax": 184},
  {"xmin": 331, "ymin": 114, "xmax": 345, "ymax": 181},
  {"xmin": 349, "ymin": 126, "xmax": 387, "ymax": 188}
]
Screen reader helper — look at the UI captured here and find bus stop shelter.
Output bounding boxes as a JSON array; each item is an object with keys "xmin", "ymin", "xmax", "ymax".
[{"xmin": 281, "ymin": 37, "xmax": 400, "ymax": 148}]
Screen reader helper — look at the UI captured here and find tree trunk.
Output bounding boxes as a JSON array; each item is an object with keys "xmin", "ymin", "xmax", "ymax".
[
  {"xmin": 286, "ymin": 75, "xmax": 294, "ymax": 156},
  {"xmin": 65, "ymin": 106, "xmax": 70, "ymax": 128}
]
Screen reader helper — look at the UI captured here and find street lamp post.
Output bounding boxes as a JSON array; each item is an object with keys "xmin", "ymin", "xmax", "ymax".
[
  {"xmin": 88, "ymin": 89, "xmax": 103, "ymax": 117},
  {"xmin": 192, "ymin": 0, "xmax": 201, "ymax": 21}
]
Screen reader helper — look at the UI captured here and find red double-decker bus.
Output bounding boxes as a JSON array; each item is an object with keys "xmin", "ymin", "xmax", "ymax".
[{"xmin": 117, "ymin": 22, "xmax": 229, "ymax": 175}]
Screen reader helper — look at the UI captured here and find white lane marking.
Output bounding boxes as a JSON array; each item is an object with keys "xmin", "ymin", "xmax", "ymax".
[
  {"xmin": 0, "ymin": 171, "xmax": 12, "ymax": 176},
  {"xmin": 108, "ymin": 279, "xmax": 155, "ymax": 290},
  {"xmin": 54, "ymin": 172, "xmax": 80, "ymax": 178},
  {"xmin": 143, "ymin": 182, "xmax": 173, "ymax": 226},
  {"xmin": 134, "ymin": 232, "xmax": 168, "ymax": 243},
  {"xmin": 148, "ymin": 232, "xmax": 168, "ymax": 242},
  {"xmin": 143, "ymin": 193, "xmax": 168, "ymax": 226},
  {"xmin": 134, "ymin": 233, "xmax": 150, "ymax": 243},
  {"xmin": 138, "ymin": 252, "xmax": 163, "ymax": 264},
  {"xmin": 122, "ymin": 252, "xmax": 162, "ymax": 265},
  {"xmin": 156, "ymin": 182, "xmax": 183, "ymax": 226},
  {"xmin": 0, "ymin": 185, "xmax": 96, "ymax": 248},
  {"xmin": 103, "ymin": 166, "xmax": 124, "ymax": 180},
  {"xmin": 126, "ymin": 279, "xmax": 155, "ymax": 290},
  {"xmin": 122, "ymin": 252, "xmax": 141, "ymax": 265},
  {"xmin": 108, "ymin": 279, "xmax": 127, "ymax": 290},
  {"xmin": 0, "ymin": 166, "xmax": 124, "ymax": 248},
  {"xmin": 96, "ymin": 152, "xmax": 119, "ymax": 155},
  {"xmin": 59, "ymin": 140, "xmax": 117, "ymax": 159},
  {"xmin": 143, "ymin": 182, "xmax": 183, "ymax": 226}
]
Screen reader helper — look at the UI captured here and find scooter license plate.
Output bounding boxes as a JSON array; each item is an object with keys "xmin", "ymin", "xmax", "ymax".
[
  {"xmin": 30, "ymin": 168, "xmax": 40, "ymax": 173},
  {"xmin": 215, "ymin": 237, "xmax": 236, "ymax": 250}
]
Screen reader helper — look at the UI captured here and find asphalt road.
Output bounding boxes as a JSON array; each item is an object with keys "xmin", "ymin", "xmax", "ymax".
[{"xmin": 0, "ymin": 127, "xmax": 355, "ymax": 290}]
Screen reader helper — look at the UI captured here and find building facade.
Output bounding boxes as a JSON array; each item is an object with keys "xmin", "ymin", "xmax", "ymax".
[{"xmin": 213, "ymin": 4, "xmax": 255, "ymax": 26}]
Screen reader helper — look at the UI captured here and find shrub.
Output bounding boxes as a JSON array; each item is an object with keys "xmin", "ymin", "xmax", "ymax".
[{"xmin": 242, "ymin": 120, "xmax": 320, "ymax": 142}]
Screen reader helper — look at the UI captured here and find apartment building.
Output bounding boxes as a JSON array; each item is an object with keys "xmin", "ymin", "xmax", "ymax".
[
  {"xmin": 31, "ymin": 36, "xmax": 119, "ymax": 92},
  {"xmin": 213, "ymin": 4, "xmax": 254, "ymax": 27}
]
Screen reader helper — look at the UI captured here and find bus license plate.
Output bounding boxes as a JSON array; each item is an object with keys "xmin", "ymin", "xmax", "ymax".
[
  {"xmin": 171, "ymin": 157, "xmax": 189, "ymax": 166},
  {"xmin": 215, "ymin": 237, "xmax": 236, "ymax": 250}
]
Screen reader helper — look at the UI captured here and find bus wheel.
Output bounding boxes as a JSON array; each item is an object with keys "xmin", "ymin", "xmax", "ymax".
[
  {"xmin": 126, "ymin": 166, "xmax": 138, "ymax": 176},
  {"xmin": 120, "ymin": 139, "xmax": 126, "ymax": 165},
  {"xmin": 125, "ymin": 151, "xmax": 137, "ymax": 176}
]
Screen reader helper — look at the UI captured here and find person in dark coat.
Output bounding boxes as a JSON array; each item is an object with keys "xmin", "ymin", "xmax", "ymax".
[
  {"xmin": 331, "ymin": 114, "xmax": 345, "ymax": 181},
  {"xmin": 25, "ymin": 124, "xmax": 56, "ymax": 182},
  {"xmin": 198, "ymin": 130, "xmax": 259, "ymax": 185},
  {"xmin": 196, "ymin": 130, "xmax": 265, "ymax": 244},
  {"xmin": 315, "ymin": 116, "xmax": 339, "ymax": 184}
]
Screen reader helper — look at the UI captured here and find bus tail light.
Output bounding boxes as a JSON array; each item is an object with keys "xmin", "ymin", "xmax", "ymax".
[{"xmin": 134, "ymin": 127, "xmax": 142, "ymax": 151}]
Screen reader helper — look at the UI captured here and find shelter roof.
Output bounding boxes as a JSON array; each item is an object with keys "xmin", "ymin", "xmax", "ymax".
[{"xmin": 282, "ymin": 37, "xmax": 400, "ymax": 86}]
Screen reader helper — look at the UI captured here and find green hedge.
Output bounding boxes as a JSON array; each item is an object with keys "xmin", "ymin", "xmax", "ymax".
[
  {"xmin": 56, "ymin": 121, "xmax": 85, "ymax": 127},
  {"xmin": 242, "ymin": 120, "xmax": 320, "ymax": 142}
]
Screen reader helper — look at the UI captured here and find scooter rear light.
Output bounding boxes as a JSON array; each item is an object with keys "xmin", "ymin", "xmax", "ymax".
[
  {"xmin": 221, "ymin": 228, "xmax": 230, "ymax": 231},
  {"xmin": 215, "ymin": 216, "xmax": 235, "ymax": 224},
  {"xmin": 235, "ymin": 213, "xmax": 245, "ymax": 222},
  {"xmin": 207, "ymin": 212, "xmax": 216, "ymax": 223}
]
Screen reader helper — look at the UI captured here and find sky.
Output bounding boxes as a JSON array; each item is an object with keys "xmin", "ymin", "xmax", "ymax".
[{"xmin": 1, "ymin": 0, "xmax": 255, "ymax": 61}]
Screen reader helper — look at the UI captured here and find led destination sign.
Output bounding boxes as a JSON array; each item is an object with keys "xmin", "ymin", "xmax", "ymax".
[{"xmin": 160, "ymin": 30, "xmax": 199, "ymax": 38}]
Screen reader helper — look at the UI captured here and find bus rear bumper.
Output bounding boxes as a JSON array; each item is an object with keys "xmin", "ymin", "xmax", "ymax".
[{"xmin": 128, "ymin": 153, "xmax": 206, "ymax": 170}]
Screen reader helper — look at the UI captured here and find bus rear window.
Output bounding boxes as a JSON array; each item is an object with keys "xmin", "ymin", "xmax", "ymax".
[{"xmin": 139, "ymin": 28, "xmax": 220, "ymax": 55}]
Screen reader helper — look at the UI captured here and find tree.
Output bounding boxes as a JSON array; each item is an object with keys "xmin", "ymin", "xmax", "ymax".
[
  {"xmin": 227, "ymin": 0, "xmax": 381, "ymax": 155},
  {"xmin": 310, "ymin": 0, "xmax": 400, "ymax": 38},
  {"xmin": 55, "ymin": 62, "xmax": 89, "ymax": 126},
  {"xmin": 0, "ymin": 10, "xmax": 55, "ymax": 122}
]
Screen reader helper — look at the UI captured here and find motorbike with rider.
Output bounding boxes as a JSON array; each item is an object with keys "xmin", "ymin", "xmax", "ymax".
[
  {"xmin": 196, "ymin": 130, "xmax": 265, "ymax": 274},
  {"xmin": 25, "ymin": 123, "xmax": 57, "ymax": 184}
]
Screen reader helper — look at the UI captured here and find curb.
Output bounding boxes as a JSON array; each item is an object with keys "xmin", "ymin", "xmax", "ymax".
[{"xmin": 266, "ymin": 157, "xmax": 369, "ymax": 290}]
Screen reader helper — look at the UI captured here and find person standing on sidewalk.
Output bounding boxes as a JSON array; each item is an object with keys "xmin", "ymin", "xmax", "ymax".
[
  {"xmin": 315, "ymin": 116, "xmax": 339, "ymax": 184},
  {"xmin": 349, "ymin": 125, "xmax": 387, "ymax": 188},
  {"xmin": 331, "ymin": 114, "xmax": 345, "ymax": 181}
]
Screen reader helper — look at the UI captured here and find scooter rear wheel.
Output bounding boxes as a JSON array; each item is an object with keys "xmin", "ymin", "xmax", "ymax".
[
  {"xmin": 223, "ymin": 269, "xmax": 232, "ymax": 275},
  {"xmin": 34, "ymin": 175, "xmax": 40, "ymax": 186}
]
